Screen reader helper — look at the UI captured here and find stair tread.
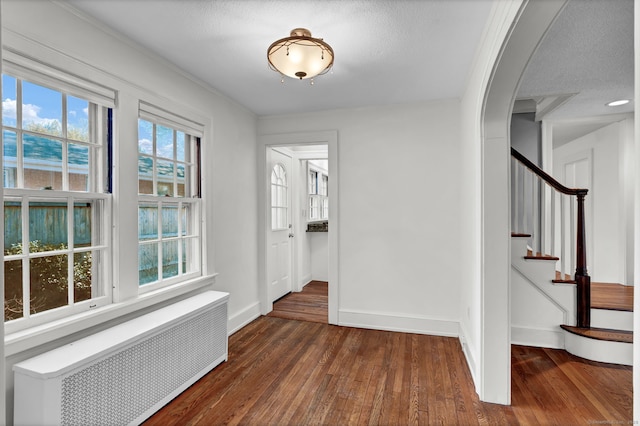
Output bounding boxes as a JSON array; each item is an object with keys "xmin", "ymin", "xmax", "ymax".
[
  {"xmin": 560, "ymin": 325, "xmax": 633, "ymax": 343},
  {"xmin": 511, "ymin": 232, "xmax": 531, "ymax": 238},
  {"xmin": 525, "ymin": 249, "xmax": 559, "ymax": 261},
  {"xmin": 524, "ymin": 255, "xmax": 560, "ymax": 261},
  {"xmin": 591, "ymin": 282, "xmax": 633, "ymax": 312}
]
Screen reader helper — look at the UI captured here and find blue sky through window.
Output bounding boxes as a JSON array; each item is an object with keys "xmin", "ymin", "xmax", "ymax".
[
  {"xmin": 2, "ymin": 75, "xmax": 92, "ymax": 168},
  {"xmin": 2, "ymin": 75, "xmax": 89, "ymax": 135}
]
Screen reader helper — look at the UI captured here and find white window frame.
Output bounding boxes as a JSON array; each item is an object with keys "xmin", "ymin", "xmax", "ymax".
[
  {"xmin": 137, "ymin": 103, "xmax": 203, "ymax": 293},
  {"xmin": 307, "ymin": 164, "xmax": 328, "ymax": 222},
  {"xmin": 2, "ymin": 62, "xmax": 115, "ymax": 333}
]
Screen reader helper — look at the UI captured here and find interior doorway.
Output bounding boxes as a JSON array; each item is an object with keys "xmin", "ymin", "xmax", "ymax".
[{"xmin": 257, "ymin": 131, "xmax": 339, "ymax": 324}]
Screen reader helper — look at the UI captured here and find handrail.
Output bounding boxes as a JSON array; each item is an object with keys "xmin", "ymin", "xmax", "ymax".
[
  {"xmin": 511, "ymin": 147, "xmax": 591, "ymax": 328},
  {"xmin": 510, "ymin": 148, "xmax": 588, "ymax": 196}
]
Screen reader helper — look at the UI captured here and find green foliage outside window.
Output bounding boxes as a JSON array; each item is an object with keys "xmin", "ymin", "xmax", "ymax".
[{"xmin": 4, "ymin": 241, "xmax": 92, "ymax": 321}]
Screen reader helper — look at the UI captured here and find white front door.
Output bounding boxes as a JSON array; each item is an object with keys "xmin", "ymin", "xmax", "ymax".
[{"xmin": 267, "ymin": 149, "xmax": 293, "ymax": 302}]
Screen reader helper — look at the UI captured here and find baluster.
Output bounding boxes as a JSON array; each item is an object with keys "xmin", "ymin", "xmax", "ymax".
[
  {"xmin": 570, "ymin": 195, "xmax": 576, "ymax": 278},
  {"xmin": 560, "ymin": 194, "xmax": 566, "ymax": 279},
  {"xmin": 512, "ymin": 158, "xmax": 518, "ymax": 233},
  {"xmin": 550, "ymin": 186, "xmax": 555, "ymax": 257},
  {"xmin": 531, "ymin": 174, "xmax": 538, "ymax": 255}
]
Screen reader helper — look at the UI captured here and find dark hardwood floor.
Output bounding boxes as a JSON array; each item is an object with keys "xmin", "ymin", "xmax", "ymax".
[
  {"xmin": 145, "ymin": 281, "xmax": 632, "ymax": 425},
  {"xmin": 267, "ymin": 280, "xmax": 328, "ymax": 323}
]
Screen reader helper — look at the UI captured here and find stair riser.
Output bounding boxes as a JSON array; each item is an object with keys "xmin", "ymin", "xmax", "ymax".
[
  {"xmin": 563, "ymin": 330, "xmax": 632, "ymax": 366},
  {"xmin": 591, "ymin": 309, "xmax": 633, "ymax": 331}
]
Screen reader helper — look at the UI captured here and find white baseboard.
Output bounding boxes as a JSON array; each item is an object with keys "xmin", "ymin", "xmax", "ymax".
[
  {"xmin": 511, "ymin": 325, "xmax": 564, "ymax": 349},
  {"xmin": 228, "ymin": 302, "xmax": 261, "ymax": 335},
  {"xmin": 339, "ymin": 309, "xmax": 459, "ymax": 337},
  {"xmin": 458, "ymin": 324, "xmax": 478, "ymax": 388}
]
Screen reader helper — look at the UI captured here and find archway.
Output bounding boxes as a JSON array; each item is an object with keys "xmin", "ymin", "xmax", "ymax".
[{"xmin": 479, "ymin": 0, "xmax": 568, "ymax": 403}]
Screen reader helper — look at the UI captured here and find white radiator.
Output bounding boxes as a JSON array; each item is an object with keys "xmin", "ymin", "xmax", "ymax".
[{"xmin": 13, "ymin": 291, "xmax": 228, "ymax": 426}]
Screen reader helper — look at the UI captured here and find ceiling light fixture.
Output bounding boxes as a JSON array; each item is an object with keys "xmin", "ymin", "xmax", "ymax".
[
  {"xmin": 267, "ymin": 28, "xmax": 334, "ymax": 84},
  {"xmin": 606, "ymin": 99, "xmax": 630, "ymax": 107}
]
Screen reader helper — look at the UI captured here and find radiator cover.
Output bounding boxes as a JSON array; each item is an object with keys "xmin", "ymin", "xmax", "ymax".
[{"xmin": 14, "ymin": 291, "xmax": 228, "ymax": 426}]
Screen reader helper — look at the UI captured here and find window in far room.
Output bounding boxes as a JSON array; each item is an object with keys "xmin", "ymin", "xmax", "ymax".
[{"xmin": 308, "ymin": 163, "xmax": 328, "ymax": 222}]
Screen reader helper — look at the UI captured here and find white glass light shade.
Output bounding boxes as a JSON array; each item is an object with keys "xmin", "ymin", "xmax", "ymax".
[{"xmin": 268, "ymin": 28, "xmax": 334, "ymax": 80}]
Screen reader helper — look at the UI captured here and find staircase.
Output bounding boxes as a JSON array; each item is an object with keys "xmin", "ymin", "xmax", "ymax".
[
  {"xmin": 511, "ymin": 233, "xmax": 633, "ymax": 365},
  {"xmin": 510, "ymin": 148, "xmax": 633, "ymax": 366}
]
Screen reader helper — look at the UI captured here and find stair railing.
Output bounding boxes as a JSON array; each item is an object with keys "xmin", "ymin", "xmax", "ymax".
[{"xmin": 511, "ymin": 147, "xmax": 591, "ymax": 328}]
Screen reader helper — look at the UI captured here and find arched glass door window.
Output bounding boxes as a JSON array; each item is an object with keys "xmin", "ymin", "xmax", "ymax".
[{"xmin": 271, "ymin": 163, "xmax": 288, "ymax": 230}]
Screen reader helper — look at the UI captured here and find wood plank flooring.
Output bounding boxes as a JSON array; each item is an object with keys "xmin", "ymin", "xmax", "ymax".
[
  {"xmin": 267, "ymin": 280, "xmax": 328, "ymax": 323},
  {"xmin": 145, "ymin": 320, "xmax": 632, "ymax": 425}
]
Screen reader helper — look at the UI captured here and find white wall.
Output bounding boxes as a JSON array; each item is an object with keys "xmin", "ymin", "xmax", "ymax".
[
  {"xmin": 310, "ymin": 233, "xmax": 329, "ymax": 281},
  {"xmin": 259, "ymin": 100, "xmax": 463, "ymax": 336},
  {"xmin": 3, "ymin": 2, "xmax": 259, "ymax": 423},
  {"xmin": 554, "ymin": 119, "xmax": 633, "ymax": 284}
]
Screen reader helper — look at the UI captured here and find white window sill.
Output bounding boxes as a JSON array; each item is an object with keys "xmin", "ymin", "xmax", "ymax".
[{"xmin": 5, "ymin": 274, "xmax": 218, "ymax": 357}]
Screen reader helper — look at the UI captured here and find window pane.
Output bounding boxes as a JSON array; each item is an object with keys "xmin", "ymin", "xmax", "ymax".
[
  {"xmin": 73, "ymin": 251, "xmax": 92, "ymax": 303},
  {"xmin": 181, "ymin": 205, "xmax": 190, "ymax": 236},
  {"xmin": 138, "ymin": 156, "xmax": 153, "ymax": 194},
  {"xmin": 5, "ymin": 201, "xmax": 22, "ymax": 254},
  {"xmin": 139, "ymin": 243, "xmax": 158, "ymax": 285},
  {"xmin": 30, "ymin": 254, "xmax": 68, "ymax": 314},
  {"xmin": 2, "ymin": 75, "xmax": 17, "ymax": 127},
  {"xmin": 29, "ymin": 201, "xmax": 68, "ymax": 250},
  {"xmin": 22, "ymin": 81, "xmax": 62, "ymax": 137},
  {"xmin": 3, "ymin": 130, "xmax": 17, "ymax": 188},
  {"xmin": 176, "ymin": 131, "xmax": 186, "ymax": 161},
  {"xmin": 157, "ymin": 160, "xmax": 174, "ymax": 196},
  {"xmin": 138, "ymin": 119, "xmax": 153, "ymax": 155},
  {"xmin": 67, "ymin": 96, "xmax": 89, "ymax": 142},
  {"xmin": 156, "ymin": 125, "xmax": 173, "ymax": 159},
  {"xmin": 162, "ymin": 240, "xmax": 179, "ymax": 279},
  {"xmin": 138, "ymin": 205, "xmax": 158, "ymax": 241},
  {"xmin": 74, "ymin": 202, "xmax": 92, "ymax": 247},
  {"xmin": 69, "ymin": 143, "xmax": 90, "ymax": 191},
  {"xmin": 176, "ymin": 163, "xmax": 186, "ymax": 197},
  {"xmin": 5, "ymin": 259, "xmax": 23, "ymax": 321},
  {"xmin": 23, "ymin": 134, "xmax": 63, "ymax": 190},
  {"xmin": 182, "ymin": 239, "xmax": 189, "ymax": 274},
  {"xmin": 162, "ymin": 205, "xmax": 178, "ymax": 237}
]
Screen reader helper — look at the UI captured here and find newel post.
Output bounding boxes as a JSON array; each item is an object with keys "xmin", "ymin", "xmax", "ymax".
[{"xmin": 575, "ymin": 191, "xmax": 590, "ymax": 328}]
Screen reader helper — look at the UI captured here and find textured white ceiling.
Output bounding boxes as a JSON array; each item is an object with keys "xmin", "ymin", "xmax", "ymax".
[
  {"xmin": 518, "ymin": 0, "xmax": 634, "ymax": 121},
  {"xmin": 61, "ymin": 0, "xmax": 634, "ymax": 125},
  {"xmin": 63, "ymin": 0, "xmax": 492, "ymax": 116}
]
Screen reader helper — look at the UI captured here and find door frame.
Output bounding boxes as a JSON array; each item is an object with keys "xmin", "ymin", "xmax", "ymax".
[{"xmin": 257, "ymin": 131, "xmax": 339, "ymax": 324}]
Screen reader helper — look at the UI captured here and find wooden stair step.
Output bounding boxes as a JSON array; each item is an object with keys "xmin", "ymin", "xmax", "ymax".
[
  {"xmin": 511, "ymin": 232, "xmax": 531, "ymax": 238},
  {"xmin": 524, "ymin": 249, "xmax": 559, "ymax": 261},
  {"xmin": 524, "ymin": 255, "xmax": 560, "ymax": 261},
  {"xmin": 591, "ymin": 282, "xmax": 633, "ymax": 312},
  {"xmin": 561, "ymin": 325, "xmax": 633, "ymax": 344}
]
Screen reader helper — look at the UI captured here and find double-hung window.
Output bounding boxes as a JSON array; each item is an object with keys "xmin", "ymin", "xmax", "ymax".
[
  {"xmin": 137, "ymin": 103, "xmax": 202, "ymax": 289},
  {"xmin": 2, "ymin": 59, "xmax": 114, "ymax": 331},
  {"xmin": 308, "ymin": 166, "xmax": 328, "ymax": 221}
]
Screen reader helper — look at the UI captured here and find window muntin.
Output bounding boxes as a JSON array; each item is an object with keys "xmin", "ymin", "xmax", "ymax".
[
  {"xmin": 137, "ymin": 119, "xmax": 201, "ymax": 289},
  {"xmin": 2, "ymin": 75, "xmax": 110, "ymax": 327},
  {"xmin": 271, "ymin": 163, "xmax": 288, "ymax": 230}
]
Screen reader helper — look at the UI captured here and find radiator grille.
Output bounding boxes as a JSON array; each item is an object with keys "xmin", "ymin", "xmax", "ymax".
[{"xmin": 59, "ymin": 302, "xmax": 227, "ymax": 425}]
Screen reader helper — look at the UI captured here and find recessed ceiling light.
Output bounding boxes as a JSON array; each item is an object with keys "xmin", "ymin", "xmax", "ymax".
[{"xmin": 606, "ymin": 99, "xmax": 630, "ymax": 107}]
